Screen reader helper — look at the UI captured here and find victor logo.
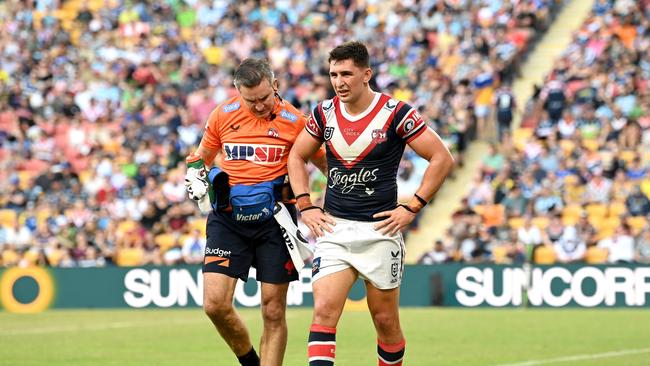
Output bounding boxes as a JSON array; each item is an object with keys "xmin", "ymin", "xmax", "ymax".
[
  {"xmin": 328, "ymin": 167, "xmax": 378, "ymax": 194},
  {"xmin": 236, "ymin": 213, "xmax": 263, "ymax": 222}
]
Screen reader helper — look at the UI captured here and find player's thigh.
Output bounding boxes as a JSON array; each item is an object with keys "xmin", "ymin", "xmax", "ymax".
[
  {"xmin": 253, "ymin": 221, "xmax": 298, "ymax": 284},
  {"xmin": 365, "ymin": 282, "xmax": 400, "ymax": 318},
  {"xmin": 203, "ymin": 272, "xmax": 238, "ymax": 308},
  {"xmin": 203, "ymin": 211, "xmax": 255, "ymax": 281},
  {"xmin": 312, "ymin": 267, "xmax": 357, "ymax": 319}
]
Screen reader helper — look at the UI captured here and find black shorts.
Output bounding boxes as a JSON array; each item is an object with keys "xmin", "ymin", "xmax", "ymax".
[{"xmin": 202, "ymin": 206, "xmax": 299, "ymax": 283}]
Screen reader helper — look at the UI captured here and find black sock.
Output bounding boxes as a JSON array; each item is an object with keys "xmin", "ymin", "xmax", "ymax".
[{"xmin": 237, "ymin": 347, "xmax": 260, "ymax": 366}]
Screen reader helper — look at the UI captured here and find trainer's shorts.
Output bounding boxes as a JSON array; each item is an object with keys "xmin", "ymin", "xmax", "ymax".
[
  {"xmin": 311, "ymin": 216, "xmax": 405, "ymax": 289},
  {"xmin": 203, "ymin": 207, "xmax": 299, "ymax": 283}
]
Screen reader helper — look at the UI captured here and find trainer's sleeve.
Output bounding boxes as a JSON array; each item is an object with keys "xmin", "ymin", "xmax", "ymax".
[{"xmin": 201, "ymin": 108, "xmax": 221, "ymax": 150}]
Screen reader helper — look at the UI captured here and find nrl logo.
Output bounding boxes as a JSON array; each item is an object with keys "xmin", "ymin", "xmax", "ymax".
[{"xmin": 324, "ymin": 126, "xmax": 334, "ymax": 141}]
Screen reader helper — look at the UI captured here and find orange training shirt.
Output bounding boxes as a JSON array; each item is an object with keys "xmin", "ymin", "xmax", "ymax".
[{"xmin": 201, "ymin": 95, "xmax": 306, "ymax": 185}]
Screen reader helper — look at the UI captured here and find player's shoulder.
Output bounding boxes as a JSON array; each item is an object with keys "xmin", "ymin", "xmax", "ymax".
[
  {"xmin": 207, "ymin": 96, "xmax": 244, "ymax": 126},
  {"xmin": 276, "ymin": 100, "xmax": 304, "ymax": 124},
  {"xmin": 377, "ymin": 92, "xmax": 414, "ymax": 121}
]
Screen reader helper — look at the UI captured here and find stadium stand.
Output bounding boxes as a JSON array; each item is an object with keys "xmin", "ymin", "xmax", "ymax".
[
  {"xmin": 429, "ymin": 0, "xmax": 650, "ymax": 265},
  {"xmin": 2, "ymin": 0, "xmax": 640, "ymax": 270}
]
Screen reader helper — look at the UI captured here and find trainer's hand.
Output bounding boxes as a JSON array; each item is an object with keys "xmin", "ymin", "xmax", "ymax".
[
  {"xmin": 184, "ymin": 166, "xmax": 209, "ymax": 201},
  {"xmin": 373, "ymin": 206, "xmax": 416, "ymax": 236},
  {"xmin": 301, "ymin": 208, "xmax": 336, "ymax": 238}
]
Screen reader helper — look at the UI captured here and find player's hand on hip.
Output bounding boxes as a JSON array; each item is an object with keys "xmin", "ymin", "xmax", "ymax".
[
  {"xmin": 301, "ymin": 208, "xmax": 335, "ymax": 238},
  {"xmin": 184, "ymin": 166, "xmax": 209, "ymax": 201},
  {"xmin": 373, "ymin": 206, "xmax": 416, "ymax": 236}
]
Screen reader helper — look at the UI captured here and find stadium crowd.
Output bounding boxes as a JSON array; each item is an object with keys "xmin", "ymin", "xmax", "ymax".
[
  {"xmin": 1, "ymin": 0, "xmax": 565, "ymax": 268},
  {"xmin": 420, "ymin": 0, "xmax": 650, "ymax": 266}
]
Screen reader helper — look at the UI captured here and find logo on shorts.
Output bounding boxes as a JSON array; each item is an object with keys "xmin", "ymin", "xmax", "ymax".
[
  {"xmin": 204, "ymin": 247, "xmax": 232, "ymax": 267},
  {"xmin": 391, "ymin": 250, "xmax": 400, "ymax": 259},
  {"xmin": 391, "ymin": 262, "xmax": 398, "ymax": 278},
  {"xmin": 312, "ymin": 257, "xmax": 321, "ymax": 276},
  {"xmin": 285, "ymin": 259, "xmax": 295, "ymax": 275}
]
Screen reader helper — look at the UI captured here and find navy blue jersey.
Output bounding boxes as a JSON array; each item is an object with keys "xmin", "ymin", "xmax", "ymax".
[{"xmin": 306, "ymin": 92, "xmax": 428, "ymax": 221}]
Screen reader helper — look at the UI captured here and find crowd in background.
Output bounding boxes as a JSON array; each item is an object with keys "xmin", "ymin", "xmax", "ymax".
[
  {"xmin": 421, "ymin": 0, "xmax": 650, "ymax": 266},
  {"xmin": 1, "ymin": 0, "xmax": 566, "ymax": 268}
]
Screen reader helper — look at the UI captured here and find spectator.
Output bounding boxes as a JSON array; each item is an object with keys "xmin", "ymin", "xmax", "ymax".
[
  {"xmin": 554, "ymin": 226, "xmax": 586, "ymax": 263},
  {"xmin": 418, "ymin": 240, "xmax": 450, "ymax": 265},
  {"xmin": 598, "ymin": 224, "xmax": 636, "ymax": 264},
  {"xmin": 635, "ymin": 229, "xmax": 650, "ymax": 264}
]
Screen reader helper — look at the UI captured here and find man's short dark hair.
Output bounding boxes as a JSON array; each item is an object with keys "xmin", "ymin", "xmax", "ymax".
[
  {"xmin": 233, "ymin": 58, "xmax": 274, "ymax": 89},
  {"xmin": 328, "ymin": 41, "xmax": 370, "ymax": 68}
]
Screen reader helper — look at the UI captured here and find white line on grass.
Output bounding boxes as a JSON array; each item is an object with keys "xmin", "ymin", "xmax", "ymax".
[
  {"xmin": 0, "ymin": 318, "xmax": 205, "ymax": 336},
  {"xmin": 495, "ymin": 348, "xmax": 650, "ymax": 366}
]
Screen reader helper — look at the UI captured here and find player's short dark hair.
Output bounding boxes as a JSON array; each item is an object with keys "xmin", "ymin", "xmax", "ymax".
[
  {"xmin": 328, "ymin": 41, "xmax": 370, "ymax": 68},
  {"xmin": 233, "ymin": 58, "xmax": 275, "ymax": 89}
]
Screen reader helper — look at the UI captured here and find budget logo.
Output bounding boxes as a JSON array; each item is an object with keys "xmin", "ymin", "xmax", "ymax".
[{"xmin": 223, "ymin": 143, "xmax": 285, "ymax": 164}]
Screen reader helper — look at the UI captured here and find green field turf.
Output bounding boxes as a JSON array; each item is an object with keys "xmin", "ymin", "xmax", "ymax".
[{"xmin": 1, "ymin": 308, "xmax": 648, "ymax": 365}]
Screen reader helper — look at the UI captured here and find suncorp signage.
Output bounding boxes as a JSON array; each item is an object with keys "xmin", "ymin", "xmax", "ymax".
[
  {"xmin": 123, "ymin": 268, "xmax": 314, "ymax": 308},
  {"xmin": 456, "ymin": 266, "xmax": 650, "ymax": 307}
]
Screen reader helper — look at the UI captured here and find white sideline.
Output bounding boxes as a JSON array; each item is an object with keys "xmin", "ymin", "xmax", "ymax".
[
  {"xmin": 495, "ymin": 348, "xmax": 650, "ymax": 366},
  {"xmin": 1, "ymin": 318, "xmax": 204, "ymax": 336}
]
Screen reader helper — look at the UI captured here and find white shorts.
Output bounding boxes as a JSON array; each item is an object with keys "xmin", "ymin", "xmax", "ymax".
[{"xmin": 311, "ymin": 216, "xmax": 405, "ymax": 289}]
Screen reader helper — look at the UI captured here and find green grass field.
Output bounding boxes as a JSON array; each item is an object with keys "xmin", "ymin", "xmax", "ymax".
[{"xmin": 1, "ymin": 308, "xmax": 649, "ymax": 365}]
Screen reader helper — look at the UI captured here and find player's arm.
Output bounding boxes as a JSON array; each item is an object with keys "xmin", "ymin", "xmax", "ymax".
[
  {"xmin": 308, "ymin": 146, "xmax": 327, "ymax": 174},
  {"xmin": 406, "ymin": 127, "xmax": 455, "ymax": 209},
  {"xmin": 374, "ymin": 127, "xmax": 454, "ymax": 235},
  {"xmin": 288, "ymin": 130, "xmax": 334, "ymax": 237},
  {"xmin": 194, "ymin": 143, "xmax": 220, "ymax": 169}
]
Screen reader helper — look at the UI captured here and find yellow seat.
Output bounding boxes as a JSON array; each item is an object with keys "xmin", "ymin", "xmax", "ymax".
[
  {"xmin": 600, "ymin": 216, "xmax": 621, "ymax": 232},
  {"xmin": 116, "ymin": 220, "xmax": 137, "ymax": 236},
  {"xmin": 508, "ymin": 217, "xmax": 525, "ymax": 229},
  {"xmin": 513, "ymin": 128, "xmax": 533, "ymax": 151},
  {"xmin": 619, "ymin": 150, "xmax": 637, "ymax": 165},
  {"xmin": 116, "ymin": 247, "xmax": 144, "ymax": 267},
  {"xmin": 492, "ymin": 245, "xmax": 510, "ymax": 264},
  {"xmin": 582, "ymin": 139, "xmax": 599, "ymax": 152},
  {"xmin": 563, "ymin": 174, "xmax": 579, "ymax": 186},
  {"xmin": 18, "ymin": 171, "xmax": 33, "ymax": 191},
  {"xmin": 626, "ymin": 216, "xmax": 647, "ymax": 235},
  {"xmin": 532, "ymin": 216, "xmax": 550, "ymax": 230},
  {"xmin": 0, "ymin": 209, "xmax": 17, "ymax": 227},
  {"xmin": 559, "ymin": 139, "xmax": 576, "ymax": 157},
  {"xmin": 586, "ymin": 203, "xmax": 607, "ymax": 218},
  {"xmin": 562, "ymin": 215, "xmax": 579, "ymax": 226},
  {"xmin": 585, "ymin": 246, "xmax": 608, "ymax": 264},
  {"xmin": 562, "ymin": 204, "xmax": 583, "ymax": 220},
  {"xmin": 608, "ymin": 201, "xmax": 627, "ymax": 217},
  {"xmin": 78, "ymin": 170, "xmax": 93, "ymax": 185},
  {"xmin": 154, "ymin": 233, "xmax": 177, "ymax": 252},
  {"xmin": 472, "ymin": 204, "xmax": 486, "ymax": 215},
  {"xmin": 534, "ymin": 245, "xmax": 556, "ymax": 264},
  {"xmin": 588, "ymin": 215, "xmax": 604, "ymax": 230}
]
